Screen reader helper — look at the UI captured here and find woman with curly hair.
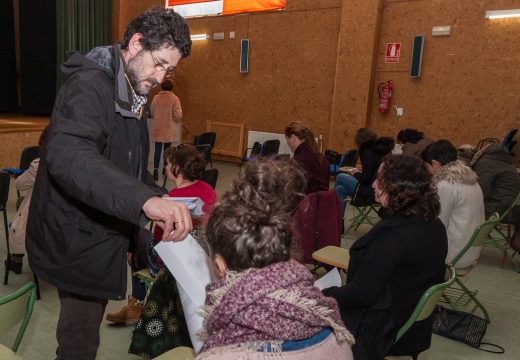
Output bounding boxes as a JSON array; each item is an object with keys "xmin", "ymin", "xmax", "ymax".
[
  {"xmin": 323, "ymin": 155, "xmax": 448, "ymax": 360},
  {"xmin": 196, "ymin": 159, "xmax": 354, "ymax": 359}
]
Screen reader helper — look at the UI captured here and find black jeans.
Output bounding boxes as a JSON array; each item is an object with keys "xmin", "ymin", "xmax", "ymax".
[
  {"xmin": 56, "ymin": 289, "xmax": 108, "ymax": 360},
  {"xmin": 153, "ymin": 142, "xmax": 171, "ymax": 169}
]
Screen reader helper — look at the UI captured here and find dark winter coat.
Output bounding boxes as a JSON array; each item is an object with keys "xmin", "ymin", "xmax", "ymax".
[
  {"xmin": 26, "ymin": 44, "xmax": 165, "ymax": 300},
  {"xmin": 470, "ymin": 144, "xmax": 520, "ymax": 222},
  {"xmin": 323, "ymin": 214, "xmax": 448, "ymax": 360},
  {"xmin": 352, "ymin": 137, "xmax": 394, "ymax": 206}
]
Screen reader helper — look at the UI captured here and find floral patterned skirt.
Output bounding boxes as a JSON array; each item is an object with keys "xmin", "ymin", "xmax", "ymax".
[{"xmin": 128, "ymin": 267, "xmax": 192, "ymax": 359}]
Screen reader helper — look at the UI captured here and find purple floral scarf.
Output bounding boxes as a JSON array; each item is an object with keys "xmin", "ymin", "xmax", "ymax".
[{"xmin": 199, "ymin": 260, "xmax": 354, "ymax": 352}]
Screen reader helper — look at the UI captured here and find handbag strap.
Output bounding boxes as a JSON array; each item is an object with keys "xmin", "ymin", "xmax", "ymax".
[{"xmin": 478, "ymin": 342, "xmax": 505, "ymax": 354}]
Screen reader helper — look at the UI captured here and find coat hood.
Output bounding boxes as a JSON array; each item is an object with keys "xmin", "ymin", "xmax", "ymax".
[
  {"xmin": 61, "ymin": 46, "xmax": 115, "ymax": 82},
  {"xmin": 471, "ymin": 143, "xmax": 513, "ymax": 167},
  {"xmin": 435, "ymin": 160, "xmax": 479, "ymax": 186}
]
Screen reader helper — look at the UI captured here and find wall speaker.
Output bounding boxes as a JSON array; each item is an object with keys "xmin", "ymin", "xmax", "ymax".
[
  {"xmin": 240, "ymin": 39, "xmax": 249, "ymax": 74},
  {"xmin": 410, "ymin": 35, "xmax": 424, "ymax": 78}
]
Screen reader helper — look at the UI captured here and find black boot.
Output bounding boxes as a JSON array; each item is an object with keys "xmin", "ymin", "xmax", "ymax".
[{"xmin": 153, "ymin": 168, "xmax": 159, "ymax": 181}]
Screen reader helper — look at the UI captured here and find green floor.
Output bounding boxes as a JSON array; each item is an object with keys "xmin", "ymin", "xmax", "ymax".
[{"xmin": 1, "ymin": 161, "xmax": 520, "ymax": 359}]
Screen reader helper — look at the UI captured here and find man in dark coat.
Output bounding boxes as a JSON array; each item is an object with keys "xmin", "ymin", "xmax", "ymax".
[{"xmin": 26, "ymin": 8, "xmax": 193, "ymax": 359}]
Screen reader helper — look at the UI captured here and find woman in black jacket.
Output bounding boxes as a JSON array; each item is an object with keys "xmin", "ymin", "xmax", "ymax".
[
  {"xmin": 324, "ymin": 155, "xmax": 448, "ymax": 360},
  {"xmin": 334, "ymin": 128, "xmax": 394, "ymax": 215}
]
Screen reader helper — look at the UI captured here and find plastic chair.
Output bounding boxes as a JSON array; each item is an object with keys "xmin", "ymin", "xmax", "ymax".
[
  {"xmin": 153, "ymin": 346, "xmax": 195, "ymax": 359},
  {"xmin": 502, "ymin": 128, "xmax": 518, "ymax": 149},
  {"xmin": 441, "ymin": 214, "xmax": 499, "ymax": 323},
  {"xmin": 194, "ymin": 144, "xmax": 211, "ymax": 168},
  {"xmin": 388, "ymin": 265, "xmax": 456, "ymax": 360},
  {"xmin": 327, "ymin": 149, "xmax": 359, "ymax": 177},
  {"xmin": 2, "ymin": 146, "xmax": 40, "ymax": 177},
  {"xmin": 1, "ymin": 172, "xmax": 11, "ymax": 286},
  {"xmin": 0, "ymin": 282, "xmax": 37, "ymax": 357},
  {"xmin": 201, "ymin": 169, "xmax": 219, "ymax": 189},
  {"xmin": 484, "ymin": 192, "xmax": 520, "ymax": 272},
  {"xmin": 132, "ymin": 269, "xmax": 156, "ymax": 296},
  {"xmin": 242, "ymin": 139, "xmax": 280, "ymax": 162},
  {"xmin": 194, "ymin": 132, "xmax": 216, "ymax": 168}
]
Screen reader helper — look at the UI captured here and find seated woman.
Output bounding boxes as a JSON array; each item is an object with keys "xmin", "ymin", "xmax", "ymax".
[
  {"xmin": 7, "ymin": 127, "xmax": 48, "ymax": 274},
  {"xmin": 335, "ymin": 128, "xmax": 393, "ymax": 216},
  {"xmin": 285, "ymin": 121, "xmax": 329, "ymax": 194},
  {"xmin": 324, "ymin": 155, "xmax": 448, "ymax": 360},
  {"xmin": 196, "ymin": 159, "xmax": 354, "ymax": 359}
]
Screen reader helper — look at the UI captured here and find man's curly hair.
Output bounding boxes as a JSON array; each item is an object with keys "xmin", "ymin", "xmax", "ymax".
[
  {"xmin": 206, "ymin": 159, "xmax": 307, "ymax": 271},
  {"xmin": 378, "ymin": 154, "xmax": 440, "ymax": 221},
  {"xmin": 122, "ymin": 7, "xmax": 192, "ymax": 58}
]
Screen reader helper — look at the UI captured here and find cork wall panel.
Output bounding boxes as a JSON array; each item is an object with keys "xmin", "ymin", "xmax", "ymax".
[
  {"xmin": 0, "ymin": 131, "xmax": 41, "ymax": 168},
  {"xmin": 112, "ymin": 0, "xmax": 163, "ymax": 42},
  {"xmin": 173, "ymin": 6, "xmax": 342, "ymax": 144},
  {"xmin": 328, "ymin": 0, "xmax": 383, "ymax": 151},
  {"xmin": 368, "ymin": 0, "xmax": 520, "ymax": 147}
]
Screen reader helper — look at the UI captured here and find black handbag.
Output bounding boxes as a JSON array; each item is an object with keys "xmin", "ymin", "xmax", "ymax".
[{"xmin": 432, "ymin": 306, "xmax": 504, "ymax": 353}]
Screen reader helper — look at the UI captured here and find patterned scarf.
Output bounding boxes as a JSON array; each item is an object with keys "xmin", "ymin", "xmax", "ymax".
[{"xmin": 199, "ymin": 260, "xmax": 354, "ymax": 353}]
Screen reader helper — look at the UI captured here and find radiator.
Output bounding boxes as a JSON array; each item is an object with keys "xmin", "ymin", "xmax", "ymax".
[{"xmin": 247, "ymin": 131, "xmax": 293, "ymax": 157}]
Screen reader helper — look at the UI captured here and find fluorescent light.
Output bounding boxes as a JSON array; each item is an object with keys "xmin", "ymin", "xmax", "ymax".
[
  {"xmin": 432, "ymin": 25, "xmax": 451, "ymax": 36},
  {"xmin": 485, "ymin": 9, "xmax": 520, "ymax": 19},
  {"xmin": 190, "ymin": 34, "xmax": 210, "ymax": 41}
]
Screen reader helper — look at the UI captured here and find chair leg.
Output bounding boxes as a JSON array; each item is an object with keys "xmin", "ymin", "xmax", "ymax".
[
  {"xmin": 33, "ymin": 273, "xmax": 41, "ymax": 300},
  {"xmin": 3, "ymin": 255, "xmax": 10, "ymax": 285},
  {"xmin": 456, "ymin": 278, "xmax": 490, "ymax": 323},
  {"xmin": 3, "ymin": 209, "xmax": 10, "ymax": 285}
]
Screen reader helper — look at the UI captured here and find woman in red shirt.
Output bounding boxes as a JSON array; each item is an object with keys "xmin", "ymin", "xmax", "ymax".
[{"xmin": 154, "ymin": 144, "xmax": 217, "ymax": 240}]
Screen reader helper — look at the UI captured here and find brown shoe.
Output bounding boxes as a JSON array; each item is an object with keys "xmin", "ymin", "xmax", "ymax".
[{"xmin": 106, "ymin": 296, "xmax": 143, "ymax": 324}]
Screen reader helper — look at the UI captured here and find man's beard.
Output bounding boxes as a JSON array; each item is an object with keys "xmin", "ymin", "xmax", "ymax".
[{"xmin": 126, "ymin": 53, "xmax": 158, "ymax": 95}]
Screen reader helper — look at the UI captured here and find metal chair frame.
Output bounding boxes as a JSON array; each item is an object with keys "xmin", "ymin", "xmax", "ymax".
[
  {"xmin": 440, "ymin": 214, "xmax": 499, "ymax": 323},
  {"xmin": 344, "ymin": 200, "xmax": 380, "ymax": 235}
]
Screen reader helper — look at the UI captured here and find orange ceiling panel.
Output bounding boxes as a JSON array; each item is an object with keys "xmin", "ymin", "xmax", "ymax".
[{"xmin": 223, "ymin": 0, "xmax": 286, "ymax": 15}]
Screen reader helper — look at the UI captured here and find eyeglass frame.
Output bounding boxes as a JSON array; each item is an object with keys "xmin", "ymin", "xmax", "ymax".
[{"xmin": 149, "ymin": 50, "xmax": 176, "ymax": 74}]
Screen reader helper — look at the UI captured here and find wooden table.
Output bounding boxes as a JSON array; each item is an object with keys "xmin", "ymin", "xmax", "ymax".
[
  {"xmin": 312, "ymin": 246, "xmax": 349, "ymax": 271},
  {"xmin": 339, "ymin": 166, "xmax": 355, "ymax": 173}
]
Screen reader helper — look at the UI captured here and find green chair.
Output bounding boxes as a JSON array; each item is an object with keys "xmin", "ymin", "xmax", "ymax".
[
  {"xmin": 344, "ymin": 200, "xmax": 380, "ymax": 235},
  {"xmin": 153, "ymin": 346, "xmax": 195, "ymax": 359},
  {"xmin": 0, "ymin": 282, "xmax": 37, "ymax": 358},
  {"xmin": 442, "ymin": 214, "xmax": 499, "ymax": 323},
  {"xmin": 484, "ymin": 192, "xmax": 520, "ymax": 272},
  {"xmin": 388, "ymin": 265, "xmax": 456, "ymax": 360},
  {"xmin": 132, "ymin": 268, "xmax": 156, "ymax": 295}
]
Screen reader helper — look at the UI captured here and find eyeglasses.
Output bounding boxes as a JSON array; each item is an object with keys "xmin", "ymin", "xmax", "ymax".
[{"xmin": 149, "ymin": 51, "xmax": 176, "ymax": 74}]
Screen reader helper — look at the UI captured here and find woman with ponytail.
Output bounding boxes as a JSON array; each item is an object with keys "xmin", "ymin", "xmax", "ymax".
[{"xmin": 285, "ymin": 121, "xmax": 329, "ymax": 193}]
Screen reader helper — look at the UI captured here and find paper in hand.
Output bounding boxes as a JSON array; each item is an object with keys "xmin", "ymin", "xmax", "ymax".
[{"xmin": 314, "ymin": 267, "xmax": 342, "ymax": 290}]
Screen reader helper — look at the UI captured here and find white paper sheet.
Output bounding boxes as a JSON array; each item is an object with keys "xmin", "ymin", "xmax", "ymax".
[
  {"xmin": 314, "ymin": 267, "xmax": 342, "ymax": 291},
  {"xmin": 155, "ymin": 235, "xmax": 215, "ymax": 352}
]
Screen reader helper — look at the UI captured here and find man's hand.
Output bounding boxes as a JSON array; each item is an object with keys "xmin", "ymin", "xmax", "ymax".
[{"xmin": 142, "ymin": 197, "xmax": 193, "ymax": 241}]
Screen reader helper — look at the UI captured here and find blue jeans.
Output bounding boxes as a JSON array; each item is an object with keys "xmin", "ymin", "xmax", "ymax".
[
  {"xmin": 335, "ymin": 173, "xmax": 359, "ymax": 217},
  {"xmin": 154, "ymin": 142, "xmax": 171, "ymax": 169}
]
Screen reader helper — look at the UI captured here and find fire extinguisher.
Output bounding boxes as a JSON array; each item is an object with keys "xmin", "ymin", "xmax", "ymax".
[{"xmin": 378, "ymin": 80, "xmax": 393, "ymax": 113}]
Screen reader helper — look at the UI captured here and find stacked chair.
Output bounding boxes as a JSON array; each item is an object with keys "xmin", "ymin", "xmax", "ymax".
[{"xmin": 242, "ymin": 139, "xmax": 280, "ymax": 163}]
